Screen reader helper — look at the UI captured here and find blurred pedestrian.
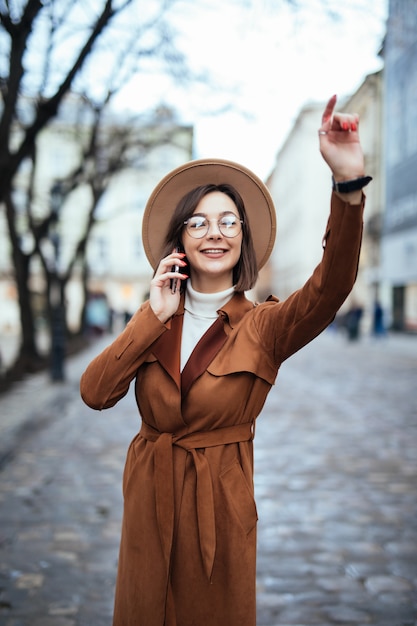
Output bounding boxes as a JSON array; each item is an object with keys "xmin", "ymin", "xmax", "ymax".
[
  {"xmin": 80, "ymin": 95, "xmax": 372, "ymax": 626},
  {"xmin": 346, "ymin": 301, "xmax": 364, "ymax": 341},
  {"xmin": 372, "ymin": 299, "xmax": 386, "ymax": 336}
]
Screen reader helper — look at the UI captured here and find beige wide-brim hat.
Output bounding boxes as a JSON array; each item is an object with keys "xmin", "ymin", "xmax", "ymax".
[{"xmin": 142, "ymin": 158, "xmax": 277, "ymax": 271}]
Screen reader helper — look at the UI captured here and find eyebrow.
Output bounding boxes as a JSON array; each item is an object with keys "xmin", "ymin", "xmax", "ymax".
[{"xmin": 191, "ymin": 211, "xmax": 239, "ymax": 218}]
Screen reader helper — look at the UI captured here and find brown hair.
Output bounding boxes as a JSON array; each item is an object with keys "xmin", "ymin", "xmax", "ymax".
[{"xmin": 159, "ymin": 183, "xmax": 258, "ymax": 292}]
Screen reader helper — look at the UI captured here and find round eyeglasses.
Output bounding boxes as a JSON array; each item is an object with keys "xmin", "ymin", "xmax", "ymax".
[{"xmin": 183, "ymin": 214, "xmax": 243, "ymax": 239}]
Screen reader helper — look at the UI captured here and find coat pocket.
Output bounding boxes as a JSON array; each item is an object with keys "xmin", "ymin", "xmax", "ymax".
[{"xmin": 220, "ymin": 460, "xmax": 258, "ymax": 535}]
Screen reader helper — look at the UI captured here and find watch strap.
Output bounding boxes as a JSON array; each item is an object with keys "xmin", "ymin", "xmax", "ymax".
[{"xmin": 332, "ymin": 175, "xmax": 373, "ymax": 193}]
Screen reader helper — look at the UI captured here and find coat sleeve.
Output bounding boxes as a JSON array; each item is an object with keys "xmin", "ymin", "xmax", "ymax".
[
  {"xmin": 80, "ymin": 301, "xmax": 168, "ymax": 410},
  {"xmin": 254, "ymin": 191, "xmax": 365, "ymax": 366}
]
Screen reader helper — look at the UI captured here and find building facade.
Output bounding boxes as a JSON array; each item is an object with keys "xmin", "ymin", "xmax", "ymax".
[
  {"xmin": 340, "ymin": 71, "xmax": 386, "ymax": 332},
  {"xmin": 381, "ymin": 0, "xmax": 417, "ymax": 330}
]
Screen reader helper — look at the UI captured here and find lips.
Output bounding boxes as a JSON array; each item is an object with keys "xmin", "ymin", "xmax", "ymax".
[{"xmin": 201, "ymin": 249, "xmax": 228, "ymax": 254}]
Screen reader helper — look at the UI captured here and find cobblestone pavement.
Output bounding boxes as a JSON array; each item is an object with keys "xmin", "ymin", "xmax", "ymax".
[{"xmin": 0, "ymin": 330, "xmax": 416, "ymax": 626}]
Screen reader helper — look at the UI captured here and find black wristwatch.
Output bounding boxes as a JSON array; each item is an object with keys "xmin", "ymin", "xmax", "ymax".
[{"xmin": 332, "ymin": 175, "xmax": 373, "ymax": 194}]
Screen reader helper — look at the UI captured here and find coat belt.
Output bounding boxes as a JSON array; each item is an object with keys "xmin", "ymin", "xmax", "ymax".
[{"xmin": 139, "ymin": 421, "xmax": 255, "ymax": 581}]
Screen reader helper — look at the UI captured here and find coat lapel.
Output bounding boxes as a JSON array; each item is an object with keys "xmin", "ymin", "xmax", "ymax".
[
  {"xmin": 181, "ymin": 317, "xmax": 227, "ymax": 397},
  {"xmin": 150, "ymin": 292, "xmax": 255, "ymax": 396},
  {"xmin": 151, "ymin": 312, "xmax": 183, "ymax": 390}
]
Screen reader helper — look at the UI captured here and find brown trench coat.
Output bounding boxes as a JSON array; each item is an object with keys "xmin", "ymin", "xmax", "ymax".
[{"xmin": 80, "ymin": 192, "xmax": 364, "ymax": 626}]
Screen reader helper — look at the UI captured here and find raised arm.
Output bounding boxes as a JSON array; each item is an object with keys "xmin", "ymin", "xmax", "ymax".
[{"xmin": 253, "ymin": 96, "xmax": 370, "ymax": 365}]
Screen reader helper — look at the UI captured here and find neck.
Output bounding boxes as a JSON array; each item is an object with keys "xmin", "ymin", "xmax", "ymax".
[
  {"xmin": 186, "ymin": 282, "xmax": 234, "ymax": 304},
  {"xmin": 189, "ymin": 270, "xmax": 234, "ymax": 294}
]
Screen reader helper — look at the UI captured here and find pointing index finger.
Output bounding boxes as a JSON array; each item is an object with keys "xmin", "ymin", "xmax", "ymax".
[{"xmin": 321, "ymin": 94, "xmax": 337, "ymax": 126}]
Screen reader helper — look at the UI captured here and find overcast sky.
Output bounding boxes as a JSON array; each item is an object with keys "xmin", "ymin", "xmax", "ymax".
[{"xmin": 115, "ymin": 0, "xmax": 388, "ymax": 179}]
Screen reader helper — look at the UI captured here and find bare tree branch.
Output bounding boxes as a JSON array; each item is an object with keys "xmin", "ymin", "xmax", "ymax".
[
  {"xmin": 0, "ymin": 0, "xmax": 43, "ymax": 150},
  {"xmin": 10, "ymin": 1, "xmax": 128, "ymax": 175}
]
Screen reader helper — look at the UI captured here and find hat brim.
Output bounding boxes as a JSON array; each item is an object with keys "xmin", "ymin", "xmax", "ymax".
[{"xmin": 142, "ymin": 158, "xmax": 277, "ymax": 271}]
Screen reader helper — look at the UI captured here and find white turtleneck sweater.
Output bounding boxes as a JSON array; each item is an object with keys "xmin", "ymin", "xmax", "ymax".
[{"xmin": 181, "ymin": 282, "xmax": 235, "ymax": 372}]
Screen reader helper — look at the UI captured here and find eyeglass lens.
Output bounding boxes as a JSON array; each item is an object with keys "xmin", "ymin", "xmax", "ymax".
[{"xmin": 185, "ymin": 214, "xmax": 242, "ymax": 238}]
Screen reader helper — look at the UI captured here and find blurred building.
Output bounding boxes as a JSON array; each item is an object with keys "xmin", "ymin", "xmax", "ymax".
[
  {"xmin": 381, "ymin": 0, "xmax": 417, "ymax": 331},
  {"xmin": 265, "ymin": 71, "xmax": 383, "ymax": 334},
  {"xmin": 266, "ymin": 101, "xmax": 330, "ymax": 300},
  {"xmin": 340, "ymin": 71, "xmax": 385, "ymax": 331},
  {"xmin": 265, "ymin": 0, "xmax": 417, "ymax": 335},
  {"xmin": 84, "ymin": 113, "xmax": 194, "ymax": 326}
]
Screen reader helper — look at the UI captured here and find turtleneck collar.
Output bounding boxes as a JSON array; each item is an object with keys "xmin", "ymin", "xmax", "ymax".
[{"xmin": 184, "ymin": 282, "xmax": 235, "ymax": 320}]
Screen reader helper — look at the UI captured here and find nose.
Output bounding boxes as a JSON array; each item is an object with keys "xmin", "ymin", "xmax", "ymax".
[{"xmin": 206, "ymin": 219, "xmax": 222, "ymax": 238}]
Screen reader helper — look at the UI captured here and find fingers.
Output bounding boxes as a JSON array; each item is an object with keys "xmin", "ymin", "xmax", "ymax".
[
  {"xmin": 153, "ymin": 251, "xmax": 187, "ymax": 287},
  {"xmin": 156, "ymin": 251, "xmax": 186, "ymax": 274},
  {"xmin": 150, "ymin": 251, "xmax": 188, "ymax": 321},
  {"xmin": 331, "ymin": 113, "xmax": 359, "ymax": 133},
  {"xmin": 320, "ymin": 95, "xmax": 359, "ymax": 135},
  {"xmin": 321, "ymin": 94, "xmax": 337, "ymax": 126}
]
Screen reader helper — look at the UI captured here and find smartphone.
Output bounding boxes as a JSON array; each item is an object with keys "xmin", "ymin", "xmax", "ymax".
[{"xmin": 170, "ymin": 247, "xmax": 181, "ymax": 294}]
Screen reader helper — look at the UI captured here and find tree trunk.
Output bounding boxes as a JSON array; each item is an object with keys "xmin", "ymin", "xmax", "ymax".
[
  {"xmin": 4, "ymin": 194, "xmax": 43, "ymax": 377},
  {"xmin": 48, "ymin": 274, "xmax": 67, "ymax": 381},
  {"xmin": 11, "ymin": 246, "xmax": 44, "ymax": 374}
]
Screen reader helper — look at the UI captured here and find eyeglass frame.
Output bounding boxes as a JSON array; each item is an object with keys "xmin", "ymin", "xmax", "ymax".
[{"xmin": 183, "ymin": 213, "xmax": 244, "ymax": 239}]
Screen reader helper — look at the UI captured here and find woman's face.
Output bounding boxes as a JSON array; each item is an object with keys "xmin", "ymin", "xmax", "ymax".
[{"xmin": 182, "ymin": 191, "xmax": 243, "ymax": 293}]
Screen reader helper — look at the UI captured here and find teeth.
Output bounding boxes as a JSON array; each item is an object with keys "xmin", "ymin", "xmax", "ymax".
[{"xmin": 203, "ymin": 249, "xmax": 224, "ymax": 253}]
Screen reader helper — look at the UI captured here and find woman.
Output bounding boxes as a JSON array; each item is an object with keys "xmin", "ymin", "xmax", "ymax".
[{"xmin": 80, "ymin": 95, "xmax": 372, "ymax": 626}]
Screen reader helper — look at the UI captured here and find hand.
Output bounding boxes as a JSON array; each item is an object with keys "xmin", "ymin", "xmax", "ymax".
[
  {"xmin": 149, "ymin": 250, "xmax": 187, "ymax": 323},
  {"xmin": 318, "ymin": 95, "xmax": 365, "ymax": 183}
]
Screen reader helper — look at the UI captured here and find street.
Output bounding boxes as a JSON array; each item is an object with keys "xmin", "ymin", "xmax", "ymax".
[{"xmin": 0, "ymin": 329, "xmax": 416, "ymax": 625}]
